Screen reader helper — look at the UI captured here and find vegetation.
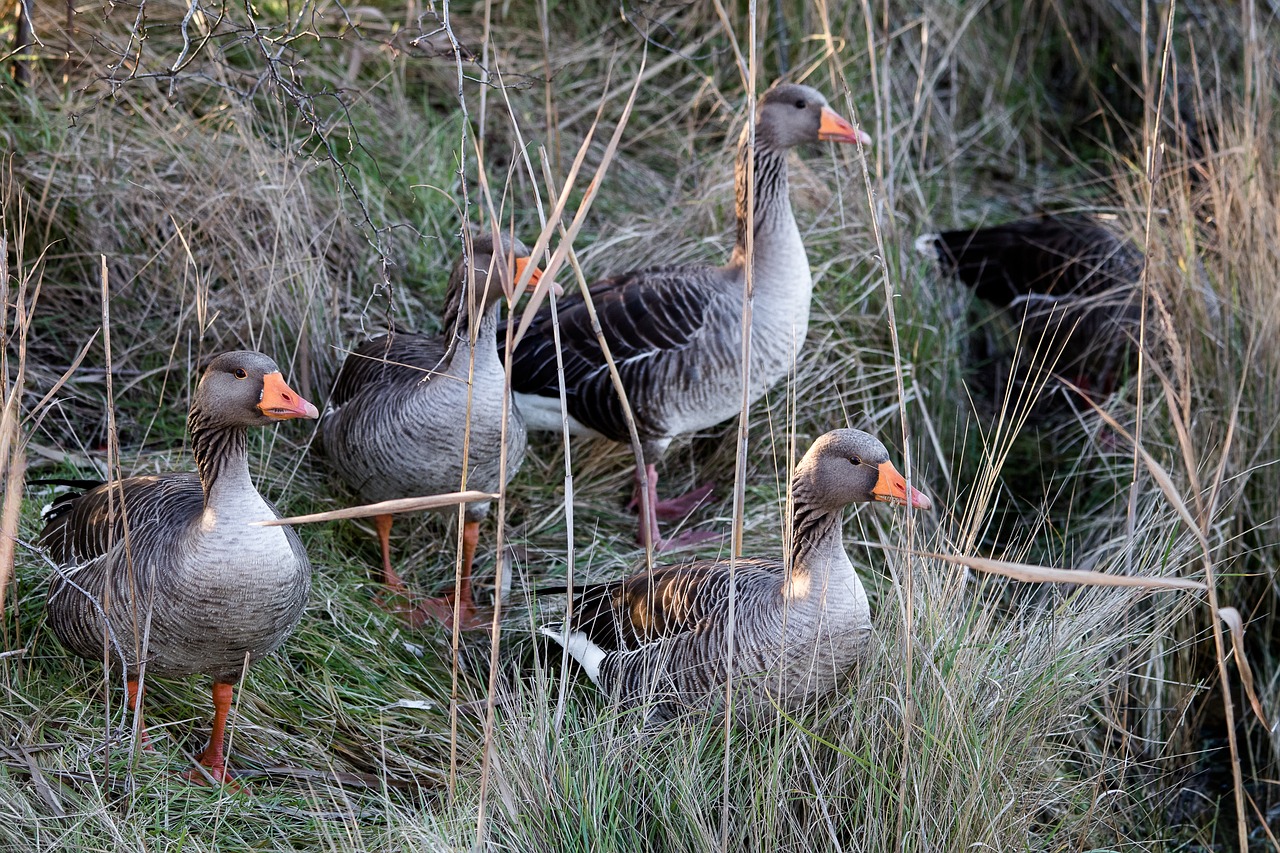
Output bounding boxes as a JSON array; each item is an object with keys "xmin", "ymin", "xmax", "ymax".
[{"xmin": 1, "ymin": 0, "xmax": 1276, "ymax": 850}]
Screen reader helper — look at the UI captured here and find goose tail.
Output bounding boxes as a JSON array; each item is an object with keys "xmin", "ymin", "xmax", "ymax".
[
  {"xmin": 914, "ymin": 233, "xmax": 941, "ymax": 258},
  {"xmin": 541, "ymin": 623, "xmax": 607, "ymax": 686}
]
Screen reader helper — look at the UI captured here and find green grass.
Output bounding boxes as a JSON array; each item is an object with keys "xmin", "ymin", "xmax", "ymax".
[{"xmin": 1, "ymin": 0, "xmax": 1277, "ymax": 850}]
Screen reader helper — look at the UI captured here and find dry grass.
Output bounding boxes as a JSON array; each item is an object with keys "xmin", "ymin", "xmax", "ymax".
[{"xmin": 0, "ymin": 0, "xmax": 1277, "ymax": 850}]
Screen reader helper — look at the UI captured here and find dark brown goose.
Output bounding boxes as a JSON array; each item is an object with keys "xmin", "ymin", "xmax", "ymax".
[
  {"xmin": 41, "ymin": 351, "xmax": 318, "ymax": 784},
  {"xmin": 319, "ymin": 235, "xmax": 537, "ymax": 627},
  {"xmin": 543, "ymin": 428, "xmax": 930, "ymax": 723},
  {"xmin": 504, "ymin": 82, "xmax": 869, "ymax": 550},
  {"xmin": 916, "ymin": 215, "xmax": 1143, "ymax": 402}
]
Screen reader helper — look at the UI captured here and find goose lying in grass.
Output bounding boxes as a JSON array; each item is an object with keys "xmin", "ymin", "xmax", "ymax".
[
  {"xmin": 320, "ymin": 235, "xmax": 538, "ymax": 628},
  {"xmin": 543, "ymin": 428, "xmax": 930, "ymax": 723},
  {"xmin": 41, "ymin": 351, "xmax": 318, "ymax": 785},
  {"xmin": 916, "ymin": 215, "xmax": 1143, "ymax": 403},
  {"xmin": 505, "ymin": 82, "xmax": 870, "ymax": 550}
]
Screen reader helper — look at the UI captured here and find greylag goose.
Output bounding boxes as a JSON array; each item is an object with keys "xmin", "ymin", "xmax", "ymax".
[
  {"xmin": 916, "ymin": 215, "xmax": 1143, "ymax": 402},
  {"xmin": 319, "ymin": 234, "xmax": 537, "ymax": 627},
  {"xmin": 41, "ymin": 351, "xmax": 318, "ymax": 784},
  {"xmin": 504, "ymin": 82, "xmax": 869, "ymax": 550},
  {"xmin": 543, "ymin": 428, "xmax": 930, "ymax": 723}
]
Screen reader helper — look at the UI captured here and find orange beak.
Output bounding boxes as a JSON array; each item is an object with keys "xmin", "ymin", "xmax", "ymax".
[
  {"xmin": 818, "ymin": 106, "xmax": 872, "ymax": 145},
  {"xmin": 872, "ymin": 460, "xmax": 932, "ymax": 511},
  {"xmin": 515, "ymin": 255, "xmax": 563, "ymax": 297},
  {"xmin": 258, "ymin": 372, "xmax": 319, "ymax": 420},
  {"xmin": 514, "ymin": 256, "xmax": 541, "ymax": 286}
]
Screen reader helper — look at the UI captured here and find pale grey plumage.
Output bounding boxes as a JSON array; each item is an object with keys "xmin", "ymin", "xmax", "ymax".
[
  {"xmin": 504, "ymin": 83, "xmax": 868, "ymax": 545},
  {"xmin": 320, "ymin": 234, "xmax": 530, "ymax": 524},
  {"xmin": 544, "ymin": 428, "xmax": 931, "ymax": 723},
  {"xmin": 41, "ymin": 351, "xmax": 316, "ymax": 684},
  {"xmin": 507, "ymin": 84, "xmax": 866, "ymax": 459}
]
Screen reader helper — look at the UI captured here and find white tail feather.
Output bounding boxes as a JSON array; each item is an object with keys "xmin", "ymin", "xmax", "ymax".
[
  {"xmin": 541, "ymin": 624, "xmax": 606, "ymax": 686},
  {"xmin": 914, "ymin": 233, "xmax": 940, "ymax": 257}
]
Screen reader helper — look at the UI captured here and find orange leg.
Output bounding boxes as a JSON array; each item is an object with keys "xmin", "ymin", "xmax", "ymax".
[
  {"xmin": 372, "ymin": 513, "xmax": 422, "ymax": 619},
  {"xmin": 457, "ymin": 518, "xmax": 478, "ymax": 615},
  {"xmin": 182, "ymin": 681, "xmax": 237, "ymax": 786},
  {"xmin": 374, "ymin": 513, "xmax": 410, "ymax": 593},
  {"xmin": 126, "ymin": 679, "xmax": 154, "ymax": 752},
  {"xmin": 412, "ymin": 519, "xmax": 486, "ymax": 630}
]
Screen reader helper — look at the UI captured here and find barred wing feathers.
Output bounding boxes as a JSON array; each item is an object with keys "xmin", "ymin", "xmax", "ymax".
[{"xmin": 505, "ymin": 265, "xmax": 728, "ymax": 442}]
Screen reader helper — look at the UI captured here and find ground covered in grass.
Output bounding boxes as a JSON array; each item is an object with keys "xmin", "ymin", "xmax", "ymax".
[{"xmin": 1, "ymin": 1, "xmax": 1277, "ymax": 850}]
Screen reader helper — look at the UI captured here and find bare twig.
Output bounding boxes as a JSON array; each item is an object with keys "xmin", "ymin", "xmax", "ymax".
[
  {"xmin": 257, "ymin": 491, "xmax": 498, "ymax": 527},
  {"xmin": 914, "ymin": 550, "xmax": 1206, "ymax": 591}
]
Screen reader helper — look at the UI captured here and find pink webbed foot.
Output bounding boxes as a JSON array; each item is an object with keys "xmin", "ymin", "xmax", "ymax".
[
  {"xmin": 650, "ymin": 482, "xmax": 716, "ymax": 520},
  {"xmin": 406, "ymin": 594, "xmax": 491, "ymax": 632},
  {"xmin": 630, "ymin": 463, "xmax": 721, "ymax": 551},
  {"xmin": 628, "ymin": 479, "xmax": 716, "ymax": 520}
]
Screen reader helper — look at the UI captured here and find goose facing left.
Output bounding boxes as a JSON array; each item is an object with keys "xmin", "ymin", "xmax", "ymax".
[{"xmin": 41, "ymin": 351, "xmax": 319, "ymax": 785}]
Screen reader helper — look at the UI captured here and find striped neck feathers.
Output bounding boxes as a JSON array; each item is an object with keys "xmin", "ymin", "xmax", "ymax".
[
  {"xmin": 444, "ymin": 304, "xmax": 503, "ymax": 378},
  {"xmin": 732, "ymin": 132, "xmax": 795, "ymax": 258},
  {"xmin": 442, "ymin": 275, "xmax": 504, "ymax": 363},
  {"xmin": 786, "ymin": 475, "xmax": 851, "ymax": 584},
  {"xmin": 188, "ymin": 411, "xmax": 252, "ymax": 504}
]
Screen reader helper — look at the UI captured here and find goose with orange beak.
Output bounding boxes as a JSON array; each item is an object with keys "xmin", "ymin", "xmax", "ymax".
[
  {"xmin": 320, "ymin": 234, "xmax": 547, "ymax": 629},
  {"xmin": 41, "ymin": 351, "xmax": 317, "ymax": 785},
  {"xmin": 543, "ymin": 428, "xmax": 930, "ymax": 723},
  {"xmin": 505, "ymin": 82, "xmax": 873, "ymax": 552}
]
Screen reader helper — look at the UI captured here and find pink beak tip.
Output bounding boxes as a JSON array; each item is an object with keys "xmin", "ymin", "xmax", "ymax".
[{"xmin": 909, "ymin": 487, "xmax": 933, "ymax": 511}]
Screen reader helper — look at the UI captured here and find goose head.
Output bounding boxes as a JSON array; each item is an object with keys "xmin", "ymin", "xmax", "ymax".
[
  {"xmin": 445, "ymin": 234, "xmax": 545, "ymax": 330},
  {"xmin": 756, "ymin": 83, "xmax": 871, "ymax": 149},
  {"xmin": 195, "ymin": 351, "xmax": 319, "ymax": 428},
  {"xmin": 451, "ymin": 234, "xmax": 543, "ymax": 315},
  {"xmin": 795, "ymin": 428, "xmax": 932, "ymax": 512}
]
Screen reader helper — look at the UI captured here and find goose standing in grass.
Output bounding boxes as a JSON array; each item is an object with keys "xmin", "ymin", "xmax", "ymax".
[
  {"xmin": 543, "ymin": 428, "xmax": 930, "ymax": 723},
  {"xmin": 916, "ymin": 215, "xmax": 1143, "ymax": 402},
  {"xmin": 504, "ymin": 82, "xmax": 870, "ymax": 550},
  {"xmin": 320, "ymin": 235, "xmax": 539, "ymax": 628},
  {"xmin": 41, "ymin": 351, "xmax": 318, "ymax": 785}
]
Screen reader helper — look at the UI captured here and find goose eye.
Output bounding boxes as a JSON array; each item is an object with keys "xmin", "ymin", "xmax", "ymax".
[
  {"xmin": 794, "ymin": 99, "xmax": 806, "ymax": 109},
  {"xmin": 850, "ymin": 456, "xmax": 862, "ymax": 467},
  {"xmin": 233, "ymin": 368, "xmax": 248, "ymax": 380}
]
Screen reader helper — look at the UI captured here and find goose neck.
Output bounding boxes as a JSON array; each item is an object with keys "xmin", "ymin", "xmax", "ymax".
[
  {"xmin": 788, "ymin": 500, "xmax": 846, "ymax": 579},
  {"xmin": 732, "ymin": 136, "xmax": 796, "ymax": 260},
  {"xmin": 449, "ymin": 303, "xmax": 503, "ymax": 369},
  {"xmin": 189, "ymin": 415, "xmax": 253, "ymax": 505}
]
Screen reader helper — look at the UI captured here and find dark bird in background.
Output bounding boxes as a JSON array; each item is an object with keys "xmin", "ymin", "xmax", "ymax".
[{"xmin": 917, "ymin": 214, "xmax": 1145, "ymax": 411}]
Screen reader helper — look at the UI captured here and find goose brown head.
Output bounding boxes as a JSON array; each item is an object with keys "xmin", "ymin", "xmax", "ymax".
[
  {"xmin": 444, "ymin": 233, "xmax": 546, "ymax": 331},
  {"xmin": 757, "ymin": 82, "xmax": 871, "ymax": 149},
  {"xmin": 795, "ymin": 428, "xmax": 932, "ymax": 512},
  {"xmin": 195, "ymin": 351, "xmax": 319, "ymax": 427}
]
